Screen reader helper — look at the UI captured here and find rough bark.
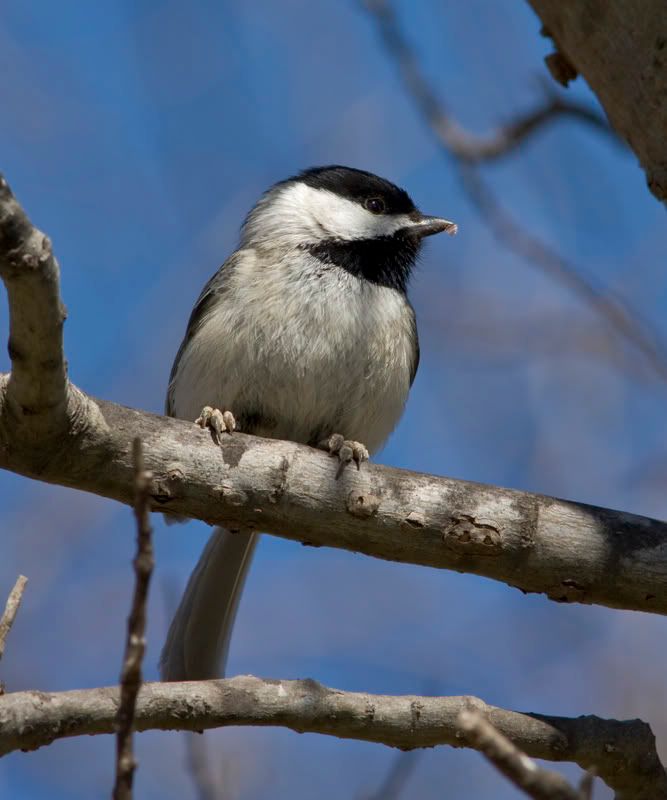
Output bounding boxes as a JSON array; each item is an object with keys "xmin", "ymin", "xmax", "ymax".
[
  {"xmin": 526, "ymin": 0, "xmax": 667, "ymax": 204},
  {"xmin": 3, "ymin": 380, "xmax": 667, "ymax": 615},
  {"xmin": 0, "ymin": 677, "xmax": 664, "ymax": 799},
  {"xmin": 0, "ymin": 176, "xmax": 68, "ymax": 426}
]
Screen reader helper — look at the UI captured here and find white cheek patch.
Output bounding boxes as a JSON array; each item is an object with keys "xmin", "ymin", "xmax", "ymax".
[{"xmin": 243, "ymin": 182, "xmax": 413, "ymax": 246}]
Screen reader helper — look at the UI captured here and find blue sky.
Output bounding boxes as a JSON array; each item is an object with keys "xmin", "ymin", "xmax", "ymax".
[{"xmin": 1, "ymin": 1, "xmax": 666, "ymax": 798}]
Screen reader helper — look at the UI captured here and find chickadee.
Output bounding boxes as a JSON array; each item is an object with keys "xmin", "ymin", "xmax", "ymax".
[{"xmin": 160, "ymin": 165, "xmax": 456, "ymax": 681}]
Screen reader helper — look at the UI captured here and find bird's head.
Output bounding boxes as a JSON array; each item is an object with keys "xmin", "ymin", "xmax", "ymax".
[{"xmin": 241, "ymin": 165, "xmax": 456, "ymax": 293}]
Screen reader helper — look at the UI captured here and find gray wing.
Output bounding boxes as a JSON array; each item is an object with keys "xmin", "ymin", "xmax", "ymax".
[
  {"xmin": 162, "ymin": 252, "xmax": 258, "ymax": 682},
  {"xmin": 165, "ymin": 251, "xmax": 242, "ymax": 416}
]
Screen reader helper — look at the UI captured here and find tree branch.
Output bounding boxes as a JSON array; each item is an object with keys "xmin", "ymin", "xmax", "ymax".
[
  {"xmin": 0, "ymin": 677, "xmax": 663, "ymax": 799},
  {"xmin": 13, "ymin": 348, "xmax": 667, "ymax": 618},
  {"xmin": 0, "ymin": 575, "xmax": 27, "ymax": 664},
  {"xmin": 2, "ymin": 385, "xmax": 667, "ymax": 615},
  {"xmin": 0, "ymin": 175, "xmax": 68, "ymax": 428},
  {"xmin": 362, "ymin": 0, "xmax": 612, "ymax": 162},
  {"xmin": 447, "ymin": 89, "xmax": 613, "ymax": 162},
  {"xmin": 458, "ymin": 710, "xmax": 587, "ymax": 800},
  {"xmin": 527, "ymin": 0, "xmax": 667, "ymax": 204}
]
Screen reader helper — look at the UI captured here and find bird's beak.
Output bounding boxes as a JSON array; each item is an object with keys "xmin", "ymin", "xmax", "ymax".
[{"xmin": 406, "ymin": 214, "xmax": 458, "ymax": 238}]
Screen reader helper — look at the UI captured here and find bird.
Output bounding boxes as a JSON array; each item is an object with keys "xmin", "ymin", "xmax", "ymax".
[{"xmin": 160, "ymin": 165, "xmax": 457, "ymax": 681}]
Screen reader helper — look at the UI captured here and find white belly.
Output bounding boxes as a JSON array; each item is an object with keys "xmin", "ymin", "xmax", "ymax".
[{"xmin": 169, "ymin": 250, "xmax": 417, "ymax": 454}]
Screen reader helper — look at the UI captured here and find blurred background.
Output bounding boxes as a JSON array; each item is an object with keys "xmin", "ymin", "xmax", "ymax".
[{"xmin": 1, "ymin": 1, "xmax": 666, "ymax": 797}]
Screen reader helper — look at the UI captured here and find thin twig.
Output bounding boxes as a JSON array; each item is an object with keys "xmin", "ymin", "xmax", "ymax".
[
  {"xmin": 457, "ymin": 164, "xmax": 667, "ymax": 383},
  {"xmin": 458, "ymin": 710, "xmax": 591, "ymax": 800},
  {"xmin": 363, "ymin": 0, "xmax": 667, "ymax": 384},
  {"xmin": 112, "ymin": 438, "xmax": 155, "ymax": 800},
  {"xmin": 361, "ymin": 0, "xmax": 611, "ymax": 161},
  {"xmin": 0, "ymin": 575, "xmax": 28, "ymax": 663}
]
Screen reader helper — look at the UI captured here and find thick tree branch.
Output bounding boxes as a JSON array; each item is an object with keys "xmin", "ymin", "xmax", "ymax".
[
  {"xmin": 2, "ymin": 388, "xmax": 667, "ymax": 615},
  {"xmin": 527, "ymin": 0, "xmax": 667, "ymax": 204},
  {"xmin": 0, "ymin": 176, "xmax": 68, "ymax": 428},
  {"xmin": 0, "ymin": 677, "xmax": 663, "ymax": 799}
]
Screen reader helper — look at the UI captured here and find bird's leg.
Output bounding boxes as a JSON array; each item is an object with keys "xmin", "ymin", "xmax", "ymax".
[
  {"xmin": 195, "ymin": 406, "xmax": 236, "ymax": 444},
  {"xmin": 319, "ymin": 433, "xmax": 369, "ymax": 475}
]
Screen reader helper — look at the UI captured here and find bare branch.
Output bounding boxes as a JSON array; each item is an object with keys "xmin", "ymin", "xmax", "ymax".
[
  {"xmin": 362, "ymin": 0, "xmax": 611, "ymax": 162},
  {"xmin": 458, "ymin": 710, "xmax": 585, "ymax": 800},
  {"xmin": 451, "ymin": 89, "xmax": 613, "ymax": 161},
  {"xmin": 113, "ymin": 439, "xmax": 155, "ymax": 800},
  {"xmin": 0, "ymin": 176, "xmax": 68, "ymax": 428},
  {"xmin": 0, "ymin": 677, "xmax": 663, "ymax": 798},
  {"xmin": 363, "ymin": 0, "xmax": 667, "ymax": 384},
  {"xmin": 0, "ymin": 575, "xmax": 27, "ymax": 664},
  {"xmin": 3, "ymin": 384, "xmax": 667, "ymax": 616},
  {"xmin": 457, "ymin": 166, "xmax": 667, "ymax": 384}
]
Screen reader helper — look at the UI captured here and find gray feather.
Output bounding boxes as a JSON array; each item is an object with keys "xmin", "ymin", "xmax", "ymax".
[{"xmin": 160, "ymin": 527, "xmax": 257, "ymax": 681}]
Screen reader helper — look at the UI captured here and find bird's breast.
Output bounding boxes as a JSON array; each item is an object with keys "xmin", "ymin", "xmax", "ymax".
[{"xmin": 169, "ymin": 253, "xmax": 417, "ymax": 454}]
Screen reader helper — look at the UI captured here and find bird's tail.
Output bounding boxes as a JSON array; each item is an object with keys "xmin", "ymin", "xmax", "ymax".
[{"xmin": 160, "ymin": 527, "xmax": 258, "ymax": 681}]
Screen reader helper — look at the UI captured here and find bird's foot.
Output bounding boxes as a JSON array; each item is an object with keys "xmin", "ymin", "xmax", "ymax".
[
  {"xmin": 319, "ymin": 433, "xmax": 369, "ymax": 475},
  {"xmin": 195, "ymin": 406, "xmax": 236, "ymax": 444}
]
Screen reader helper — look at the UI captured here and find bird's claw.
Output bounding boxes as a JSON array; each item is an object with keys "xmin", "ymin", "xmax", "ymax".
[
  {"xmin": 195, "ymin": 406, "xmax": 236, "ymax": 444},
  {"xmin": 320, "ymin": 433, "xmax": 369, "ymax": 474}
]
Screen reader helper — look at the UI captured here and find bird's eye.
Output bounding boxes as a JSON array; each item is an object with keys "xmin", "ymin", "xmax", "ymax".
[{"xmin": 365, "ymin": 197, "xmax": 386, "ymax": 214}]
